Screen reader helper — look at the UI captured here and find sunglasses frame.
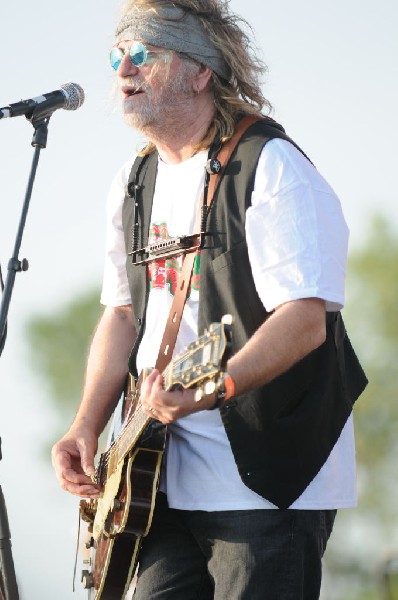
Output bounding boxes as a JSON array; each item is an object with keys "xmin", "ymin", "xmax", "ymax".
[{"xmin": 110, "ymin": 41, "xmax": 171, "ymax": 71}]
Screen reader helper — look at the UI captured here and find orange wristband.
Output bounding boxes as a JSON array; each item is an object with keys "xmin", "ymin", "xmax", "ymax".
[
  {"xmin": 223, "ymin": 372, "xmax": 236, "ymax": 401},
  {"xmin": 207, "ymin": 372, "xmax": 236, "ymax": 410}
]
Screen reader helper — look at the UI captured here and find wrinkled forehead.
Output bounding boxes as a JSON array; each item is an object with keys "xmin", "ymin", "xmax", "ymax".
[{"xmin": 114, "ymin": 4, "xmax": 230, "ymax": 80}]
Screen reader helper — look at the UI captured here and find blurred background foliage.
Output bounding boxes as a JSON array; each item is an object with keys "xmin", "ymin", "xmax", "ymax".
[
  {"xmin": 26, "ymin": 289, "xmax": 103, "ymax": 441},
  {"xmin": 322, "ymin": 215, "xmax": 398, "ymax": 600},
  {"xmin": 25, "ymin": 213, "xmax": 398, "ymax": 600}
]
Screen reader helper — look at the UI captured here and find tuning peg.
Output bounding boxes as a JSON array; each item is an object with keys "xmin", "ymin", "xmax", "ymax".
[
  {"xmin": 194, "ymin": 380, "xmax": 219, "ymax": 404},
  {"xmin": 194, "ymin": 388, "xmax": 204, "ymax": 403},
  {"xmin": 81, "ymin": 570, "xmax": 94, "ymax": 589},
  {"xmin": 85, "ymin": 537, "xmax": 94, "ymax": 549},
  {"xmin": 221, "ymin": 314, "xmax": 233, "ymax": 325},
  {"xmin": 204, "ymin": 380, "xmax": 217, "ymax": 395}
]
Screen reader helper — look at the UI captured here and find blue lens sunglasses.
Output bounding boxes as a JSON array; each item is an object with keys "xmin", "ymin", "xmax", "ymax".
[{"xmin": 110, "ymin": 41, "xmax": 171, "ymax": 71}]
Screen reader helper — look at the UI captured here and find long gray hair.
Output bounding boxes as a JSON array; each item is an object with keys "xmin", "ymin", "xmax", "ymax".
[{"xmin": 119, "ymin": 0, "xmax": 272, "ymax": 153}]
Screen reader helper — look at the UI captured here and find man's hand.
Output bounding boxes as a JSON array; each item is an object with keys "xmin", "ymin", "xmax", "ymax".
[
  {"xmin": 51, "ymin": 305, "xmax": 136, "ymax": 498},
  {"xmin": 51, "ymin": 425, "xmax": 101, "ymax": 498},
  {"xmin": 140, "ymin": 369, "xmax": 217, "ymax": 423}
]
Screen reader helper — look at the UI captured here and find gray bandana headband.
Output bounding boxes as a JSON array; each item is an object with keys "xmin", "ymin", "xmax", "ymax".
[{"xmin": 114, "ymin": 4, "xmax": 230, "ymax": 80}]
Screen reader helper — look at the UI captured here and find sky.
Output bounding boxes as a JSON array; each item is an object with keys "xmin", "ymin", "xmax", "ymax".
[{"xmin": 0, "ymin": 1, "xmax": 398, "ymax": 598}]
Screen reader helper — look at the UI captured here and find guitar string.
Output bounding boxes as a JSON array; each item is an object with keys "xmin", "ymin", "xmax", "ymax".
[
  {"xmin": 95, "ymin": 334, "xmax": 221, "ymax": 481},
  {"xmin": 99, "ymin": 344, "xmax": 197, "ymax": 469}
]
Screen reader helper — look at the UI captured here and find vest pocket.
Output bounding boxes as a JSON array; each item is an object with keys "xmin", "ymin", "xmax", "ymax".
[{"xmin": 211, "ymin": 240, "xmax": 248, "ymax": 274}]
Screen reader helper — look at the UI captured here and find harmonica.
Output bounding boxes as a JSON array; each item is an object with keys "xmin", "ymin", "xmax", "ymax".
[{"xmin": 129, "ymin": 234, "xmax": 200, "ymax": 265}]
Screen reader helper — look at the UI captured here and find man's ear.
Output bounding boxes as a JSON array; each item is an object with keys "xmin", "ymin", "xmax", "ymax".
[{"xmin": 193, "ymin": 64, "xmax": 213, "ymax": 94}]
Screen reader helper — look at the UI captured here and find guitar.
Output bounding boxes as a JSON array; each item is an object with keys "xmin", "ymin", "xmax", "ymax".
[{"xmin": 79, "ymin": 315, "xmax": 233, "ymax": 600}]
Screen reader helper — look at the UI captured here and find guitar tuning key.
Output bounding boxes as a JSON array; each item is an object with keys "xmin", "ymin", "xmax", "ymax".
[
  {"xmin": 221, "ymin": 314, "xmax": 233, "ymax": 325},
  {"xmin": 81, "ymin": 570, "xmax": 94, "ymax": 589},
  {"xmin": 85, "ymin": 537, "xmax": 94, "ymax": 550},
  {"xmin": 194, "ymin": 388, "xmax": 204, "ymax": 403},
  {"xmin": 204, "ymin": 380, "xmax": 217, "ymax": 395},
  {"xmin": 195, "ymin": 379, "xmax": 218, "ymax": 404}
]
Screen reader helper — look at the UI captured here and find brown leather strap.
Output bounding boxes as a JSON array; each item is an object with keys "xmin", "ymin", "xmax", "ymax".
[
  {"xmin": 154, "ymin": 249, "xmax": 197, "ymax": 373},
  {"xmin": 155, "ymin": 115, "xmax": 260, "ymax": 374},
  {"xmin": 206, "ymin": 115, "xmax": 259, "ymax": 209}
]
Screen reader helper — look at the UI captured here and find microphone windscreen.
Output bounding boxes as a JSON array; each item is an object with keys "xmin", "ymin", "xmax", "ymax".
[{"xmin": 60, "ymin": 83, "xmax": 85, "ymax": 111}]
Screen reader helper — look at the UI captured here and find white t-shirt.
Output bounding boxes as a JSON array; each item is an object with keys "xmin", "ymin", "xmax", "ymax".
[{"xmin": 101, "ymin": 138, "xmax": 356, "ymax": 510}]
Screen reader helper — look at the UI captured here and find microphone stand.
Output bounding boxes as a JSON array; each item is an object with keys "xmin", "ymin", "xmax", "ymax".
[{"xmin": 0, "ymin": 110, "xmax": 52, "ymax": 600}]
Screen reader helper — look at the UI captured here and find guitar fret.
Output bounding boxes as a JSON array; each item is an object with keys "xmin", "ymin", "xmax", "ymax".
[
  {"xmin": 97, "ymin": 320, "xmax": 229, "ymax": 483},
  {"xmin": 103, "ymin": 403, "xmax": 151, "ymax": 480}
]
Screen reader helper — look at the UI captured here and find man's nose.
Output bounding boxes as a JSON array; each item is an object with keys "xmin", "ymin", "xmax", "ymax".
[{"xmin": 118, "ymin": 53, "xmax": 139, "ymax": 77}]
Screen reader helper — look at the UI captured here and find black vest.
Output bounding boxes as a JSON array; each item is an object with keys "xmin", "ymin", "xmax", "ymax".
[{"xmin": 122, "ymin": 119, "xmax": 367, "ymax": 509}]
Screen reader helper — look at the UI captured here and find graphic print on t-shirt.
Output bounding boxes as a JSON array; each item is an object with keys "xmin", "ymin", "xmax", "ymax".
[{"xmin": 147, "ymin": 222, "xmax": 200, "ymax": 298}]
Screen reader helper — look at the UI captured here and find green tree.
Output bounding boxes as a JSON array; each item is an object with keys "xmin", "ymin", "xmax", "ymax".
[
  {"xmin": 323, "ymin": 215, "xmax": 398, "ymax": 600},
  {"xmin": 26, "ymin": 288, "xmax": 102, "ymax": 440},
  {"xmin": 345, "ymin": 215, "xmax": 398, "ymax": 513}
]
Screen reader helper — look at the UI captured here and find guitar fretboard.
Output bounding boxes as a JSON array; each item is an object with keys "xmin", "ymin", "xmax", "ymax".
[{"xmin": 96, "ymin": 322, "xmax": 227, "ymax": 485}]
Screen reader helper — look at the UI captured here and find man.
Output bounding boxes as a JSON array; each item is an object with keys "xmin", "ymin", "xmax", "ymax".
[{"xmin": 52, "ymin": 0, "xmax": 367, "ymax": 598}]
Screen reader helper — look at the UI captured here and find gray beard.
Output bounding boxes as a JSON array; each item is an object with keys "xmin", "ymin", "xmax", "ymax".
[
  {"xmin": 123, "ymin": 102, "xmax": 162, "ymax": 130},
  {"xmin": 122, "ymin": 60, "xmax": 198, "ymax": 133}
]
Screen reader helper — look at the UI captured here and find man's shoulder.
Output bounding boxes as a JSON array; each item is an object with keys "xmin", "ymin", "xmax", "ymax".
[{"xmin": 238, "ymin": 116, "xmax": 312, "ymax": 167}]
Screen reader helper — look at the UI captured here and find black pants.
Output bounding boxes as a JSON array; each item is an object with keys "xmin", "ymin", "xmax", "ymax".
[{"xmin": 133, "ymin": 493, "xmax": 337, "ymax": 600}]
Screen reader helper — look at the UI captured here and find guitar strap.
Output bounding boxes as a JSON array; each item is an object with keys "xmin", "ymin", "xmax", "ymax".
[{"xmin": 154, "ymin": 115, "xmax": 260, "ymax": 374}]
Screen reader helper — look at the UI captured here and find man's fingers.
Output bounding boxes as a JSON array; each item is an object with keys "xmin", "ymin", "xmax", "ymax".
[
  {"xmin": 60, "ymin": 479, "xmax": 100, "ymax": 498},
  {"xmin": 141, "ymin": 368, "xmax": 159, "ymax": 395},
  {"xmin": 76, "ymin": 437, "xmax": 96, "ymax": 478}
]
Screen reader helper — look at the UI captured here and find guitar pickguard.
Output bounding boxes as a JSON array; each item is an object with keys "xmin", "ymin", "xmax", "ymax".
[{"xmin": 92, "ymin": 460, "xmax": 125, "ymax": 542}]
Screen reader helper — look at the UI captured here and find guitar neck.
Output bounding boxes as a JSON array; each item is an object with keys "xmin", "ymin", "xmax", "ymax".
[
  {"xmin": 98, "ymin": 402, "xmax": 151, "ymax": 485},
  {"xmin": 97, "ymin": 319, "xmax": 231, "ymax": 485},
  {"xmin": 98, "ymin": 362, "xmax": 174, "ymax": 485}
]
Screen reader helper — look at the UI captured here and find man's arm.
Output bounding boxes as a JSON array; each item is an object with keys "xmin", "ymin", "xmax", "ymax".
[
  {"xmin": 227, "ymin": 297, "xmax": 326, "ymax": 395},
  {"xmin": 52, "ymin": 304, "xmax": 136, "ymax": 497},
  {"xmin": 139, "ymin": 297, "xmax": 326, "ymax": 421}
]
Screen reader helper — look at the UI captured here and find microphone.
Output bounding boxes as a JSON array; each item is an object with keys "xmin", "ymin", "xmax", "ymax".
[{"xmin": 0, "ymin": 83, "xmax": 85, "ymax": 120}]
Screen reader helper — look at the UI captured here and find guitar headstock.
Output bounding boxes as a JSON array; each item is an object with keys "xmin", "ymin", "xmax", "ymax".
[{"xmin": 164, "ymin": 315, "xmax": 233, "ymax": 391}]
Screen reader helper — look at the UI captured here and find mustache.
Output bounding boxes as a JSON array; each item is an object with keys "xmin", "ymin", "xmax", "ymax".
[{"xmin": 122, "ymin": 78, "xmax": 149, "ymax": 93}]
